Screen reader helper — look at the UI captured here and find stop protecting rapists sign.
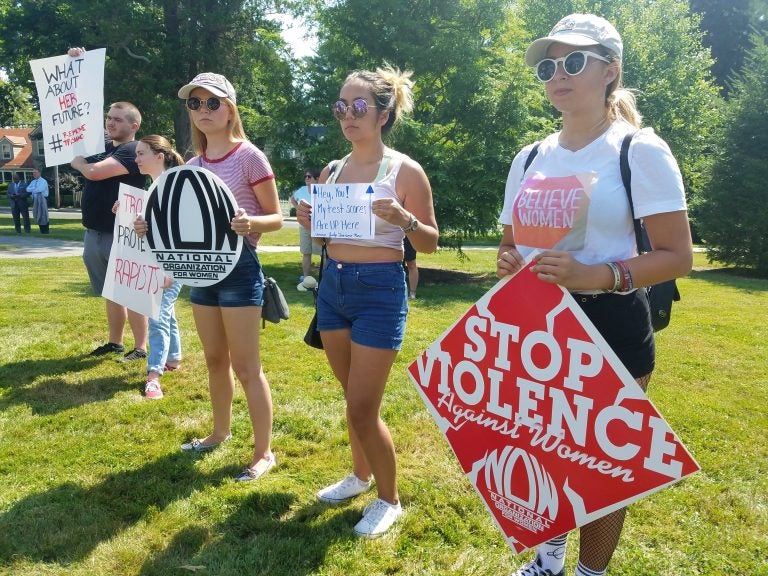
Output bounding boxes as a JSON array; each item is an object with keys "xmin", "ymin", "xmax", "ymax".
[{"xmin": 407, "ymin": 259, "xmax": 699, "ymax": 554}]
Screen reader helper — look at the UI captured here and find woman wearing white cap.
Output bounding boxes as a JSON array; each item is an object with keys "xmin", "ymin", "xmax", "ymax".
[
  {"xmin": 497, "ymin": 14, "xmax": 692, "ymax": 576},
  {"xmin": 176, "ymin": 72, "xmax": 283, "ymax": 483}
]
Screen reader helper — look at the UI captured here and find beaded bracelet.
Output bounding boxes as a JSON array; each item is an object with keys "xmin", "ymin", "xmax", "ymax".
[
  {"xmin": 615, "ymin": 260, "xmax": 634, "ymax": 291},
  {"xmin": 605, "ymin": 262, "xmax": 621, "ymax": 293}
]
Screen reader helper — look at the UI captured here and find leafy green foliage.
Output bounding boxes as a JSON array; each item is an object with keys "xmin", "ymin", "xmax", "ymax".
[
  {"xmin": 0, "ymin": 1, "xmax": 296, "ymax": 186},
  {"xmin": 301, "ymin": 0, "xmax": 548, "ymax": 244},
  {"xmin": 516, "ymin": 0, "xmax": 722, "ymax": 217},
  {"xmin": 694, "ymin": 32, "xmax": 768, "ymax": 275},
  {"xmin": 690, "ymin": 0, "xmax": 768, "ymax": 95},
  {"xmin": 0, "ymin": 80, "xmax": 39, "ymax": 126}
]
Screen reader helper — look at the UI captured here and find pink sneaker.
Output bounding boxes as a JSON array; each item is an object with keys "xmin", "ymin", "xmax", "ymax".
[{"xmin": 144, "ymin": 378, "xmax": 164, "ymax": 400}]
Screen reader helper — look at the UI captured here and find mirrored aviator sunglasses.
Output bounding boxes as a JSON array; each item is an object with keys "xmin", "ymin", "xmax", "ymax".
[
  {"xmin": 332, "ymin": 98, "xmax": 370, "ymax": 120},
  {"xmin": 186, "ymin": 96, "xmax": 222, "ymax": 111},
  {"xmin": 535, "ymin": 50, "xmax": 611, "ymax": 82}
]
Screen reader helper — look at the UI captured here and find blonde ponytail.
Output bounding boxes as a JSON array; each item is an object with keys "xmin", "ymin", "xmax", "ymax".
[
  {"xmin": 344, "ymin": 63, "xmax": 415, "ymax": 134},
  {"xmin": 605, "ymin": 60, "xmax": 643, "ymax": 128}
]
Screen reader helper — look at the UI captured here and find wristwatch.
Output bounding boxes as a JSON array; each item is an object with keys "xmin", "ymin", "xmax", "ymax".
[{"xmin": 402, "ymin": 213, "xmax": 419, "ymax": 233}]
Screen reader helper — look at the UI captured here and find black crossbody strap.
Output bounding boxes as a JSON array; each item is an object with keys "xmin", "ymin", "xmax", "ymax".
[
  {"xmin": 523, "ymin": 142, "xmax": 541, "ymax": 174},
  {"xmin": 620, "ymin": 132, "xmax": 646, "ymax": 253}
]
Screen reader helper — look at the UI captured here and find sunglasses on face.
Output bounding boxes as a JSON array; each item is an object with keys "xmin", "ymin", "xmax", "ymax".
[
  {"xmin": 305, "ymin": 174, "xmax": 314, "ymax": 179},
  {"xmin": 186, "ymin": 96, "xmax": 222, "ymax": 111},
  {"xmin": 332, "ymin": 98, "xmax": 373, "ymax": 120},
  {"xmin": 535, "ymin": 50, "xmax": 611, "ymax": 82}
]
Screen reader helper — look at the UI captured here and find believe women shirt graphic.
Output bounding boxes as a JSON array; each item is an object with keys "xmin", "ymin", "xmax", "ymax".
[{"xmin": 512, "ymin": 172, "xmax": 594, "ymax": 252}]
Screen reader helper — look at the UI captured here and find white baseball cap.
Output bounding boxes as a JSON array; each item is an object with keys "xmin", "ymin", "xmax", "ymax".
[
  {"xmin": 525, "ymin": 14, "xmax": 623, "ymax": 66},
  {"xmin": 178, "ymin": 72, "xmax": 237, "ymax": 104}
]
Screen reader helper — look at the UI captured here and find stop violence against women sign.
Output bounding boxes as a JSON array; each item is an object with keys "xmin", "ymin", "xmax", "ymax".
[{"xmin": 407, "ymin": 259, "xmax": 699, "ymax": 554}]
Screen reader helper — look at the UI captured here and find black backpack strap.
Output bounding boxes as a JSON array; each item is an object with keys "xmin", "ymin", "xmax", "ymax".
[
  {"xmin": 620, "ymin": 132, "xmax": 647, "ymax": 253},
  {"xmin": 523, "ymin": 142, "xmax": 540, "ymax": 173}
]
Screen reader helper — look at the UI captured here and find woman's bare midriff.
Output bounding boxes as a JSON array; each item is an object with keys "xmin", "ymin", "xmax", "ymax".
[{"xmin": 326, "ymin": 242, "xmax": 404, "ymax": 263}]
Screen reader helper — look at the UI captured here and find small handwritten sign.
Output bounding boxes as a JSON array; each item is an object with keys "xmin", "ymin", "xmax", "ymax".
[
  {"xmin": 310, "ymin": 183, "xmax": 375, "ymax": 239},
  {"xmin": 29, "ymin": 48, "xmax": 106, "ymax": 166}
]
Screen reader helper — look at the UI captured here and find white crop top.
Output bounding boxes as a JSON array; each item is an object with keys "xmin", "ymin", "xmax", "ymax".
[{"xmin": 328, "ymin": 150, "xmax": 408, "ymax": 251}]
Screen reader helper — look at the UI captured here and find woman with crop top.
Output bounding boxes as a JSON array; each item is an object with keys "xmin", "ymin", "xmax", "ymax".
[
  {"xmin": 297, "ymin": 65, "xmax": 438, "ymax": 537},
  {"xmin": 497, "ymin": 14, "xmax": 692, "ymax": 576},
  {"xmin": 175, "ymin": 73, "xmax": 282, "ymax": 484}
]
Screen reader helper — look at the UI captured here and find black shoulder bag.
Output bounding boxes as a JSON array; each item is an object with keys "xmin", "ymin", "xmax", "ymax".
[
  {"xmin": 619, "ymin": 133, "xmax": 681, "ymax": 332},
  {"xmin": 303, "ymin": 243, "xmax": 325, "ymax": 349},
  {"xmin": 303, "ymin": 160, "xmax": 339, "ymax": 349}
]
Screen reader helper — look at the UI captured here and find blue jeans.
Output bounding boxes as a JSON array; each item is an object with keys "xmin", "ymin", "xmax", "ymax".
[
  {"xmin": 189, "ymin": 247, "xmax": 264, "ymax": 307},
  {"xmin": 148, "ymin": 280, "xmax": 183, "ymax": 375},
  {"xmin": 317, "ymin": 257, "xmax": 408, "ymax": 350}
]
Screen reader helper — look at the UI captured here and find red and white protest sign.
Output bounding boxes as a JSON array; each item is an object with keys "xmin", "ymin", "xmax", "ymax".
[
  {"xmin": 407, "ymin": 260, "xmax": 699, "ymax": 554},
  {"xmin": 102, "ymin": 184, "xmax": 163, "ymax": 319}
]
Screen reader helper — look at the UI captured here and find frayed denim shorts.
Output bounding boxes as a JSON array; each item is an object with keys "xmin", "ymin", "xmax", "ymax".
[
  {"xmin": 317, "ymin": 257, "xmax": 408, "ymax": 350},
  {"xmin": 189, "ymin": 246, "xmax": 264, "ymax": 308}
]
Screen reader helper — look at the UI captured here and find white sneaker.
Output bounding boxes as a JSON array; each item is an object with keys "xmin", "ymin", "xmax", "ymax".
[
  {"xmin": 509, "ymin": 557, "xmax": 565, "ymax": 576},
  {"xmin": 317, "ymin": 474, "xmax": 372, "ymax": 503},
  {"xmin": 353, "ymin": 498, "xmax": 403, "ymax": 538}
]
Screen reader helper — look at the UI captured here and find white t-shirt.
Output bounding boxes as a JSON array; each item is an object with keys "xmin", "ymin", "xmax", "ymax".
[{"xmin": 498, "ymin": 121, "xmax": 686, "ymax": 266}]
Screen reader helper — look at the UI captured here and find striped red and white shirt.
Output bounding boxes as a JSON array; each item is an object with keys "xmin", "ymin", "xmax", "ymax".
[{"xmin": 189, "ymin": 140, "xmax": 275, "ymax": 247}]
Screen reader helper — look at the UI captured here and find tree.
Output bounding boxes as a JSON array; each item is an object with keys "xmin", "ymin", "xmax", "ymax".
[
  {"xmin": 690, "ymin": 0, "xmax": 768, "ymax": 95},
  {"xmin": 0, "ymin": 80, "xmax": 39, "ymax": 126},
  {"xmin": 0, "ymin": 0, "xmax": 299, "ymax": 190},
  {"xmin": 303, "ymin": 0, "xmax": 544, "ymax": 243},
  {"xmin": 695, "ymin": 32, "xmax": 768, "ymax": 274}
]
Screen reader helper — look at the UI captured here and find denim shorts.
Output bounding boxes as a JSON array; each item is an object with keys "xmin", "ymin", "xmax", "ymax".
[
  {"xmin": 573, "ymin": 289, "xmax": 655, "ymax": 378},
  {"xmin": 189, "ymin": 246, "xmax": 264, "ymax": 308},
  {"xmin": 83, "ymin": 229, "xmax": 114, "ymax": 295},
  {"xmin": 317, "ymin": 257, "xmax": 408, "ymax": 350}
]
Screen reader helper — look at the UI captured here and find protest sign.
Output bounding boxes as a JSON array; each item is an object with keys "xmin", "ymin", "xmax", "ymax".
[
  {"xmin": 407, "ymin": 259, "xmax": 699, "ymax": 554},
  {"xmin": 311, "ymin": 183, "xmax": 375, "ymax": 239},
  {"xmin": 29, "ymin": 48, "xmax": 106, "ymax": 166},
  {"xmin": 144, "ymin": 166, "xmax": 242, "ymax": 287},
  {"xmin": 102, "ymin": 184, "xmax": 163, "ymax": 319}
]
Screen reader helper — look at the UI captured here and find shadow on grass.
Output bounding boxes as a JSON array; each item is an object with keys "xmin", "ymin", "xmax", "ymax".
[
  {"xmin": 688, "ymin": 267, "xmax": 768, "ymax": 291},
  {"xmin": 139, "ymin": 497, "xmax": 359, "ymax": 576},
  {"xmin": 0, "ymin": 441, "xmax": 357, "ymax": 574},
  {"xmin": 0, "ymin": 356, "xmax": 140, "ymax": 415},
  {"xmin": 0, "ymin": 356, "xmax": 139, "ymax": 415},
  {"xmin": 0, "ymin": 452, "xmax": 233, "ymax": 566}
]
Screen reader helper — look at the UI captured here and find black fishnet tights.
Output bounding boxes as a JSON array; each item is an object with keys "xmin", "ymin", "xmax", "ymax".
[{"xmin": 577, "ymin": 372, "xmax": 652, "ymax": 571}]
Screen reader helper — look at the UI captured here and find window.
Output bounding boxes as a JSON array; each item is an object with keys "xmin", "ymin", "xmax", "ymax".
[
  {"xmin": 1, "ymin": 143, "xmax": 10, "ymax": 160},
  {"xmin": 35, "ymin": 139, "xmax": 45, "ymax": 157}
]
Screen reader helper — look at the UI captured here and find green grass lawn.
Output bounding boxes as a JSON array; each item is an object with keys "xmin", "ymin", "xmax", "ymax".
[
  {"xmin": 0, "ymin": 214, "xmax": 303, "ymax": 246},
  {"xmin": 0, "ymin": 246, "xmax": 765, "ymax": 575}
]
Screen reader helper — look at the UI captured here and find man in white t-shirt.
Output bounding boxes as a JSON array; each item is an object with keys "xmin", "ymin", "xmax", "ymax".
[{"xmin": 290, "ymin": 168, "xmax": 322, "ymax": 289}]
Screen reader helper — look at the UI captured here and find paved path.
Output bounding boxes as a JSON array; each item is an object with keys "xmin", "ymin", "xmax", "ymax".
[
  {"xmin": 0, "ymin": 209, "xmax": 300, "ymax": 259},
  {"xmin": 0, "ymin": 234, "xmax": 300, "ymax": 259}
]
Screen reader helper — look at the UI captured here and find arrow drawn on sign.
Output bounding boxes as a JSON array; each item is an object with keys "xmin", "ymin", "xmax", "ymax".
[{"xmin": 366, "ymin": 185, "xmax": 375, "ymax": 237}]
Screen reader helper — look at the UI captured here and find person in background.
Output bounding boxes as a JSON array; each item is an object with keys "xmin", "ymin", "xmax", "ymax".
[
  {"xmin": 27, "ymin": 168, "xmax": 50, "ymax": 234},
  {"xmin": 403, "ymin": 236, "xmax": 419, "ymax": 299},
  {"xmin": 290, "ymin": 168, "xmax": 322, "ymax": 289},
  {"xmin": 176, "ymin": 73, "xmax": 282, "ymax": 484},
  {"xmin": 69, "ymin": 44, "xmax": 148, "ymax": 361},
  {"xmin": 297, "ymin": 64, "xmax": 438, "ymax": 537},
  {"xmin": 497, "ymin": 14, "xmax": 692, "ymax": 576},
  {"xmin": 132, "ymin": 135, "xmax": 185, "ymax": 400},
  {"xmin": 8, "ymin": 172, "xmax": 30, "ymax": 234}
]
